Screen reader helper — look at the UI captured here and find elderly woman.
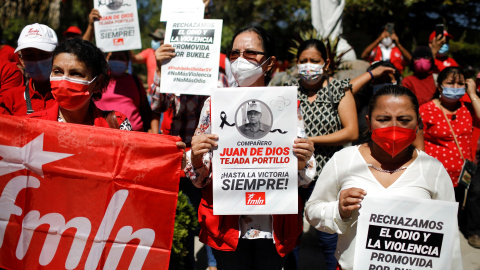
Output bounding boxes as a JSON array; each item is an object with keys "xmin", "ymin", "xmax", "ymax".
[
  {"xmin": 305, "ymin": 85, "xmax": 463, "ymax": 270},
  {"xmin": 28, "ymin": 38, "xmax": 131, "ymax": 129},
  {"xmin": 185, "ymin": 26, "xmax": 316, "ymax": 270}
]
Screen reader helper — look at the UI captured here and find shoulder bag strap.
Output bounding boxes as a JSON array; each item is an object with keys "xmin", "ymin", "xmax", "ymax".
[
  {"xmin": 25, "ymin": 82, "xmax": 34, "ymax": 114},
  {"xmin": 434, "ymin": 100, "xmax": 465, "ymax": 160}
]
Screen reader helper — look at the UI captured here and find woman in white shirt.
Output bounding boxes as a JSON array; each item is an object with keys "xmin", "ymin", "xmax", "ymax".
[{"xmin": 305, "ymin": 84, "xmax": 463, "ymax": 270}]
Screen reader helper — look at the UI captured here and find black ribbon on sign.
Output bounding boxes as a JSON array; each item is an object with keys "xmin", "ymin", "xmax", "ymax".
[
  {"xmin": 219, "ymin": 111, "xmax": 235, "ymax": 129},
  {"xmin": 270, "ymin": 129, "xmax": 287, "ymax": 134},
  {"xmin": 219, "ymin": 111, "xmax": 288, "ymax": 134}
]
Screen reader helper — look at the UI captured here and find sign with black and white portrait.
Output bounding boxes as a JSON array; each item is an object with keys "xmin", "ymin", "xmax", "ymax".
[{"xmin": 211, "ymin": 86, "xmax": 298, "ymax": 215}]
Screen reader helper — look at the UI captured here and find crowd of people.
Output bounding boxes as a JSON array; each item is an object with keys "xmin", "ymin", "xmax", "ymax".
[{"xmin": 0, "ymin": 9, "xmax": 479, "ymax": 270}]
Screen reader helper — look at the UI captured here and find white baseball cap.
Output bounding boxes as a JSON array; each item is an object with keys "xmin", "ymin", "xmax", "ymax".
[
  {"xmin": 247, "ymin": 101, "xmax": 262, "ymax": 113},
  {"xmin": 15, "ymin": 23, "xmax": 58, "ymax": 53}
]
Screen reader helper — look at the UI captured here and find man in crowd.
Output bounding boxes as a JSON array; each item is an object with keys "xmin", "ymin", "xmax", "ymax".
[
  {"xmin": 429, "ymin": 29, "xmax": 458, "ymax": 73},
  {"xmin": 0, "ymin": 23, "xmax": 57, "ymax": 115},
  {"xmin": 239, "ymin": 101, "xmax": 270, "ymax": 139},
  {"xmin": 361, "ymin": 24, "xmax": 411, "ymax": 73}
]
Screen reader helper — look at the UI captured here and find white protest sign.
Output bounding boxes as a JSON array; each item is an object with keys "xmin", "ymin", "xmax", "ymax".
[
  {"xmin": 160, "ymin": 0, "xmax": 205, "ymax": 22},
  {"xmin": 161, "ymin": 20, "xmax": 222, "ymax": 95},
  {"xmin": 354, "ymin": 195, "xmax": 458, "ymax": 270},
  {"xmin": 211, "ymin": 86, "xmax": 298, "ymax": 215},
  {"xmin": 94, "ymin": 0, "xmax": 142, "ymax": 52}
]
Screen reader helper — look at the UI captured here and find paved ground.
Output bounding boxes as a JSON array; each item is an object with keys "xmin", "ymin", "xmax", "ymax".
[{"xmin": 194, "ymin": 220, "xmax": 480, "ymax": 270}]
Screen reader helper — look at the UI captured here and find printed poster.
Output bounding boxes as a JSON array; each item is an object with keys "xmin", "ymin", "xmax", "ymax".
[
  {"xmin": 94, "ymin": 0, "xmax": 142, "ymax": 52},
  {"xmin": 211, "ymin": 87, "xmax": 298, "ymax": 215},
  {"xmin": 160, "ymin": 0, "xmax": 205, "ymax": 22},
  {"xmin": 354, "ymin": 195, "xmax": 459, "ymax": 270},
  {"xmin": 161, "ymin": 20, "xmax": 222, "ymax": 96}
]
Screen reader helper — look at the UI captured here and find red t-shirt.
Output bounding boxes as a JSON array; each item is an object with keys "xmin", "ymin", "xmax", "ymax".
[
  {"xmin": 420, "ymin": 100, "xmax": 479, "ymax": 186},
  {"xmin": 434, "ymin": 57, "xmax": 458, "ymax": 73},
  {"xmin": 369, "ymin": 45, "xmax": 406, "ymax": 73},
  {"xmin": 0, "ymin": 60, "xmax": 24, "ymax": 96},
  {"xmin": 27, "ymin": 102, "xmax": 129, "ymax": 129},
  {"xmin": 95, "ymin": 74, "xmax": 143, "ymax": 131},
  {"xmin": 0, "ymin": 45, "xmax": 20, "ymax": 64},
  {"xmin": 402, "ymin": 73, "xmax": 436, "ymax": 106},
  {"xmin": 138, "ymin": 48, "xmax": 156, "ymax": 87},
  {"xmin": 0, "ymin": 79, "xmax": 55, "ymax": 115}
]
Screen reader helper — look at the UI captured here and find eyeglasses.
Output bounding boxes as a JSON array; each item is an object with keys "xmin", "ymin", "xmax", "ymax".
[{"xmin": 229, "ymin": 50, "xmax": 266, "ymax": 61}]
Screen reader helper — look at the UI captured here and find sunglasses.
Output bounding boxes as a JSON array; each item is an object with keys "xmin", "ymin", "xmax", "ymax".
[{"xmin": 229, "ymin": 50, "xmax": 266, "ymax": 61}]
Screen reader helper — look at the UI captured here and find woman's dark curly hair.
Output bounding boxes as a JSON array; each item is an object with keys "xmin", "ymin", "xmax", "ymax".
[{"xmin": 52, "ymin": 38, "xmax": 110, "ymax": 99}]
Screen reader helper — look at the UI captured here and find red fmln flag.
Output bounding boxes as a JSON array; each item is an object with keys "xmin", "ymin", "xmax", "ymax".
[{"xmin": 0, "ymin": 115, "xmax": 182, "ymax": 270}]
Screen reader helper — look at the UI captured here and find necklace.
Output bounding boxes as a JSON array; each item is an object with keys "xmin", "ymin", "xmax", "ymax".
[{"xmin": 367, "ymin": 164, "xmax": 407, "ymax": 174}]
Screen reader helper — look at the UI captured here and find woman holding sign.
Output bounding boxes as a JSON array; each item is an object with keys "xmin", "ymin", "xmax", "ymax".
[
  {"xmin": 186, "ymin": 26, "xmax": 316, "ymax": 270},
  {"xmin": 289, "ymin": 39, "xmax": 399, "ymax": 270},
  {"xmin": 305, "ymin": 85, "xmax": 463, "ymax": 270}
]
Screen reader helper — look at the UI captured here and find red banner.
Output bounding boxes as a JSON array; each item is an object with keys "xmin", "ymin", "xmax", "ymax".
[{"xmin": 0, "ymin": 115, "xmax": 182, "ymax": 270}]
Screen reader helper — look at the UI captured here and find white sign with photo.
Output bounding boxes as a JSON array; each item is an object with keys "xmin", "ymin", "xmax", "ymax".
[
  {"xmin": 160, "ymin": 0, "xmax": 205, "ymax": 22},
  {"xmin": 94, "ymin": 0, "xmax": 142, "ymax": 52},
  {"xmin": 160, "ymin": 19, "xmax": 222, "ymax": 95},
  {"xmin": 211, "ymin": 86, "xmax": 298, "ymax": 215},
  {"xmin": 354, "ymin": 195, "xmax": 458, "ymax": 270}
]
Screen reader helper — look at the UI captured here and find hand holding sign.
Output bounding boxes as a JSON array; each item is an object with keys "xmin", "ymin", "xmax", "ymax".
[
  {"xmin": 89, "ymin": 9, "xmax": 101, "ymax": 25},
  {"xmin": 155, "ymin": 44, "xmax": 176, "ymax": 73},
  {"xmin": 293, "ymin": 138, "xmax": 314, "ymax": 170},
  {"xmin": 339, "ymin": 187, "xmax": 367, "ymax": 219},
  {"xmin": 191, "ymin": 133, "xmax": 218, "ymax": 168}
]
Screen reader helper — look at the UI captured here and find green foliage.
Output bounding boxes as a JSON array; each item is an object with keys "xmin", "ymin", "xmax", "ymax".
[
  {"xmin": 2, "ymin": 19, "xmax": 27, "ymax": 46},
  {"xmin": 2, "ymin": 0, "xmax": 480, "ymax": 70},
  {"xmin": 210, "ymin": 0, "xmax": 312, "ymax": 58},
  {"xmin": 450, "ymin": 40, "xmax": 480, "ymax": 69},
  {"xmin": 169, "ymin": 191, "xmax": 198, "ymax": 269}
]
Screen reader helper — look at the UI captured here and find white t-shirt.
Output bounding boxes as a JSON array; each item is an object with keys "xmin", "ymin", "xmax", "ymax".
[
  {"xmin": 305, "ymin": 145, "xmax": 463, "ymax": 270},
  {"xmin": 379, "ymin": 43, "xmax": 395, "ymax": 61}
]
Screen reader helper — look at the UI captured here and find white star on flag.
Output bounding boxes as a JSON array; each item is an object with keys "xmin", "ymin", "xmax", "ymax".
[{"xmin": 0, "ymin": 134, "xmax": 73, "ymax": 177}]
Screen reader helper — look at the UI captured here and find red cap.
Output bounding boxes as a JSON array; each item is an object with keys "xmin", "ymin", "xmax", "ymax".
[
  {"xmin": 429, "ymin": 30, "xmax": 453, "ymax": 42},
  {"xmin": 63, "ymin": 26, "xmax": 82, "ymax": 36}
]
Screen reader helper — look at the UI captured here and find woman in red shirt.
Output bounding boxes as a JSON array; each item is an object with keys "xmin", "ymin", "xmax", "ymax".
[
  {"xmin": 28, "ymin": 38, "xmax": 131, "ymax": 129},
  {"xmin": 402, "ymin": 46, "xmax": 436, "ymax": 106},
  {"xmin": 420, "ymin": 67, "xmax": 480, "ymax": 189}
]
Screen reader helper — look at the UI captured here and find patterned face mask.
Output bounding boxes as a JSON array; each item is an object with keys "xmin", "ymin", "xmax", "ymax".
[{"xmin": 297, "ymin": 63, "xmax": 324, "ymax": 85}]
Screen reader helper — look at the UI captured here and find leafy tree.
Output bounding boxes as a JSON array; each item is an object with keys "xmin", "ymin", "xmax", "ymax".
[{"xmin": 209, "ymin": 0, "xmax": 311, "ymax": 60}]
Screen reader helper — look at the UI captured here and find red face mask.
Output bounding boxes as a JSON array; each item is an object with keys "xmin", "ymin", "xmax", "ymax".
[
  {"xmin": 371, "ymin": 126, "xmax": 417, "ymax": 157},
  {"xmin": 50, "ymin": 76, "xmax": 96, "ymax": 111}
]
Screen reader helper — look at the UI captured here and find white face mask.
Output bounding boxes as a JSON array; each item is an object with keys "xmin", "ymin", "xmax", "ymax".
[
  {"xmin": 381, "ymin": 37, "xmax": 393, "ymax": 47},
  {"xmin": 230, "ymin": 57, "xmax": 269, "ymax": 87}
]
